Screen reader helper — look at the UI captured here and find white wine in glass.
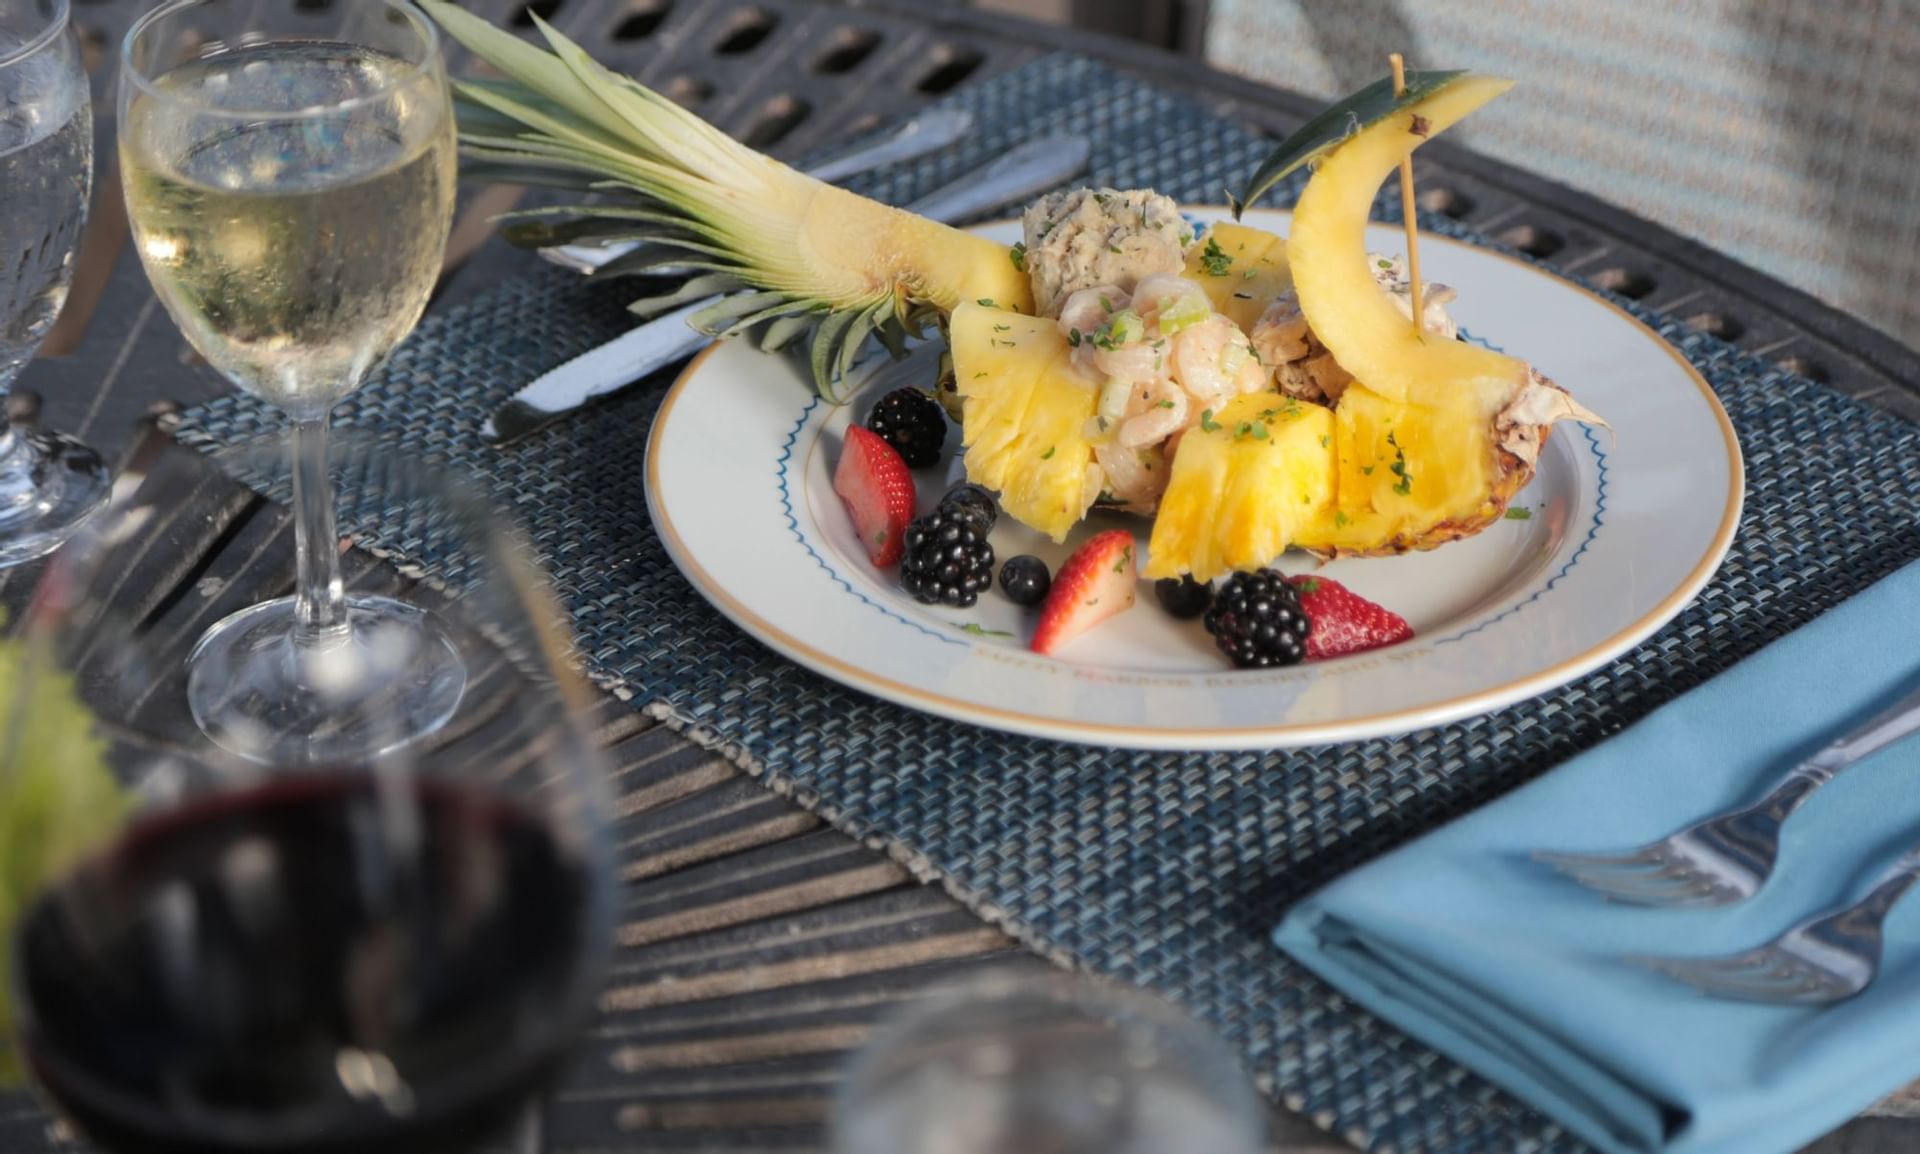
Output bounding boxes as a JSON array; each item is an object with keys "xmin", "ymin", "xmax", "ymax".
[
  {"xmin": 0, "ymin": 0, "xmax": 109, "ymax": 567},
  {"xmin": 120, "ymin": 0, "xmax": 462, "ymax": 763}
]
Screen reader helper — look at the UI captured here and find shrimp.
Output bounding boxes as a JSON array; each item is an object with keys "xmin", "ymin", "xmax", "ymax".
[
  {"xmin": 1117, "ymin": 377, "xmax": 1188, "ymax": 448},
  {"xmin": 1093, "ymin": 440, "xmax": 1167, "ymax": 510},
  {"xmin": 1056, "ymin": 285, "xmax": 1127, "ymax": 342},
  {"xmin": 1092, "ymin": 340, "xmax": 1163, "ymax": 384},
  {"xmin": 1129, "ymin": 273, "xmax": 1208, "ymax": 330},
  {"xmin": 1171, "ymin": 314, "xmax": 1268, "ymax": 405}
]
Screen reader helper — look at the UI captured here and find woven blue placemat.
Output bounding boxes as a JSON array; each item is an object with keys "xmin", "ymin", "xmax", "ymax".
[{"xmin": 169, "ymin": 53, "xmax": 1920, "ymax": 1154}]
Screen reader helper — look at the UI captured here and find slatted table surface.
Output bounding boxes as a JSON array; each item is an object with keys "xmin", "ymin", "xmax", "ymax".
[{"xmin": 7, "ymin": 2, "xmax": 1920, "ymax": 1152}]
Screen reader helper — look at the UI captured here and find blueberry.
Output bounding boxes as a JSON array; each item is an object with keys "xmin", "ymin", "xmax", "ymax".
[
  {"xmin": 1154, "ymin": 575, "xmax": 1213, "ymax": 619},
  {"xmin": 998, "ymin": 554, "xmax": 1051, "ymax": 606}
]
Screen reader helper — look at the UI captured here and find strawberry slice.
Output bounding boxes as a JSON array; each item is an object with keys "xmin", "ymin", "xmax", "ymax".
[
  {"xmin": 1287, "ymin": 575, "xmax": 1413, "ymax": 659},
  {"xmin": 1032, "ymin": 530, "xmax": 1138, "ymax": 655},
  {"xmin": 833, "ymin": 426, "xmax": 915, "ymax": 567}
]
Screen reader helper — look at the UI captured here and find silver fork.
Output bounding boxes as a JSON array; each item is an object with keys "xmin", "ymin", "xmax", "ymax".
[
  {"xmin": 1628, "ymin": 843, "xmax": 1920, "ymax": 1003},
  {"xmin": 1534, "ymin": 678, "xmax": 1920, "ymax": 907}
]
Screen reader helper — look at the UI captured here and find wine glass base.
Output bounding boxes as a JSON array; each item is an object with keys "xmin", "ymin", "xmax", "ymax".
[
  {"xmin": 0, "ymin": 427, "xmax": 110, "ymax": 568},
  {"xmin": 187, "ymin": 594, "xmax": 468, "ymax": 764}
]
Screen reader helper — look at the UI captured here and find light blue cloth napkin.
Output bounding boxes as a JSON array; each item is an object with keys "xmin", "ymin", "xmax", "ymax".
[{"xmin": 1275, "ymin": 561, "xmax": 1920, "ymax": 1154}]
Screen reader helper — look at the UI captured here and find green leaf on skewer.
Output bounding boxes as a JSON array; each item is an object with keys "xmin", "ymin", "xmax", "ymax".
[{"xmin": 1230, "ymin": 69, "xmax": 1468, "ymax": 217}]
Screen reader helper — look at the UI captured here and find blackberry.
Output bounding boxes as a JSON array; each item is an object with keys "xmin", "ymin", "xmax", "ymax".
[
  {"xmin": 1154, "ymin": 575, "xmax": 1213, "ymax": 619},
  {"xmin": 900, "ymin": 508, "xmax": 995, "ymax": 607},
  {"xmin": 1203, "ymin": 571, "xmax": 1309, "ymax": 668},
  {"xmin": 866, "ymin": 388, "xmax": 947, "ymax": 469},
  {"xmin": 938, "ymin": 483, "xmax": 998, "ymax": 537},
  {"xmin": 998, "ymin": 555, "xmax": 1051, "ymax": 606}
]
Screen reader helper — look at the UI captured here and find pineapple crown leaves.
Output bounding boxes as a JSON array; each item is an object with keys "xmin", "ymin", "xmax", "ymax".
[
  {"xmin": 1229, "ymin": 68, "xmax": 1469, "ymax": 218},
  {"xmin": 422, "ymin": 1, "xmax": 916, "ymax": 399}
]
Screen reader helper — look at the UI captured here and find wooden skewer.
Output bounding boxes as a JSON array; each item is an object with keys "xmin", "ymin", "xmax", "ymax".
[{"xmin": 1390, "ymin": 52, "xmax": 1425, "ymax": 337}]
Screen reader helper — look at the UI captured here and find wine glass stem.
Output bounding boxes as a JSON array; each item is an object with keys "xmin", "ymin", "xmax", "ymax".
[{"xmin": 291, "ymin": 414, "xmax": 348, "ymax": 641}]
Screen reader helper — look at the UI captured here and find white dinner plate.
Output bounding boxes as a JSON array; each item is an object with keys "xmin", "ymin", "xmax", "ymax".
[{"xmin": 646, "ymin": 207, "xmax": 1742, "ymax": 750}]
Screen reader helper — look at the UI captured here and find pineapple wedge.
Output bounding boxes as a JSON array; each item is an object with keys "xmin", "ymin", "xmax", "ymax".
[
  {"xmin": 1145, "ymin": 394, "xmax": 1334, "ymax": 581},
  {"xmin": 1184, "ymin": 222, "xmax": 1292, "ymax": 333},
  {"xmin": 951, "ymin": 303, "xmax": 1100, "ymax": 542}
]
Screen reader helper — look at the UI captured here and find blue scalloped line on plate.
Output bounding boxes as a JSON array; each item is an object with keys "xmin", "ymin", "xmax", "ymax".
[
  {"xmin": 777, "ymin": 395, "xmax": 968, "ymax": 648},
  {"xmin": 1431, "ymin": 329, "xmax": 1610, "ymax": 646}
]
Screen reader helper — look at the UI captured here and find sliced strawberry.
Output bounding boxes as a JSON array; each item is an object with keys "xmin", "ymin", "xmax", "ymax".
[
  {"xmin": 1287, "ymin": 575, "xmax": 1413, "ymax": 659},
  {"xmin": 1032, "ymin": 530, "xmax": 1138, "ymax": 655},
  {"xmin": 834, "ymin": 426, "xmax": 915, "ymax": 567}
]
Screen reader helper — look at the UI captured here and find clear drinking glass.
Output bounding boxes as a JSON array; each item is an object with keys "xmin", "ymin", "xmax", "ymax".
[
  {"xmin": 0, "ymin": 0, "xmax": 110, "ymax": 567},
  {"xmin": 831, "ymin": 973, "xmax": 1267, "ymax": 1154},
  {"xmin": 118, "ymin": 0, "xmax": 461, "ymax": 763},
  {"xmin": 8, "ymin": 434, "xmax": 615, "ymax": 1154}
]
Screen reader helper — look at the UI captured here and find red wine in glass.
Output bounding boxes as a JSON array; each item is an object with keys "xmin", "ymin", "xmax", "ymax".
[{"xmin": 14, "ymin": 771, "xmax": 604, "ymax": 1154}]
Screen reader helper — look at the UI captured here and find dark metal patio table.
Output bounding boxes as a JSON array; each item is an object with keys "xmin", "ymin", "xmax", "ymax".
[{"xmin": 6, "ymin": 2, "xmax": 1920, "ymax": 1152}]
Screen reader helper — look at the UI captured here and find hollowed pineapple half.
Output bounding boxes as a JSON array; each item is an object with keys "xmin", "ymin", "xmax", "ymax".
[{"xmin": 421, "ymin": 8, "xmax": 1598, "ymax": 580}]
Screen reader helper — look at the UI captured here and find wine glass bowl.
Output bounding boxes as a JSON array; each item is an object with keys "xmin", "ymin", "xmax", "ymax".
[
  {"xmin": 9, "ymin": 435, "xmax": 615, "ymax": 1154},
  {"xmin": 118, "ymin": 0, "xmax": 462, "ymax": 764},
  {"xmin": 0, "ymin": 0, "xmax": 110, "ymax": 567},
  {"xmin": 831, "ymin": 973, "xmax": 1266, "ymax": 1154}
]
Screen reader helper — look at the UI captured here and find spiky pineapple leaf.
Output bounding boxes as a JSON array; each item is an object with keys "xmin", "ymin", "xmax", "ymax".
[{"xmin": 1231, "ymin": 69, "xmax": 1468, "ymax": 217}]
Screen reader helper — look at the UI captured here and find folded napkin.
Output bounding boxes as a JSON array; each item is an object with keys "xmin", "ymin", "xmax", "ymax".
[{"xmin": 1276, "ymin": 561, "xmax": 1920, "ymax": 1154}]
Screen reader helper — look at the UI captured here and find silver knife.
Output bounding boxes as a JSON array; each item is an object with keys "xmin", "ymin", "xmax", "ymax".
[
  {"xmin": 483, "ymin": 133, "xmax": 1091, "ymax": 444},
  {"xmin": 538, "ymin": 109, "xmax": 973, "ymax": 274}
]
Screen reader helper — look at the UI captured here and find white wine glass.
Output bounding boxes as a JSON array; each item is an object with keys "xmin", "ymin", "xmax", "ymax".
[
  {"xmin": 9, "ymin": 434, "xmax": 616, "ymax": 1154},
  {"xmin": 0, "ymin": 0, "xmax": 110, "ymax": 567},
  {"xmin": 119, "ymin": 0, "xmax": 462, "ymax": 763}
]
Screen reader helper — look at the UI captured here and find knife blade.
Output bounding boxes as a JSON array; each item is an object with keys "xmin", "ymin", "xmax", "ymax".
[
  {"xmin": 538, "ymin": 109, "xmax": 974, "ymax": 274},
  {"xmin": 483, "ymin": 133, "xmax": 1091, "ymax": 444}
]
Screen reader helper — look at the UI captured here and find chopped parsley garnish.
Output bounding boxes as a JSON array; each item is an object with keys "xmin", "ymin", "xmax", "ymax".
[
  {"xmin": 1386, "ymin": 431, "xmax": 1414, "ymax": 495},
  {"xmin": 954, "ymin": 622, "xmax": 1014, "ymax": 638},
  {"xmin": 1041, "ymin": 445, "xmax": 1056, "ymax": 460},
  {"xmin": 1377, "ymin": 258, "xmax": 1393, "ymax": 270},
  {"xmin": 977, "ymin": 298, "xmax": 996, "ymax": 307},
  {"xmin": 1199, "ymin": 409, "xmax": 1220, "ymax": 432},
  {"xmin": 1107, "ymin": 243, "xmax": 1123, "ymax": 255},
  {"xmin": 993, "ymin": 323, "xmax": 1011, "ymax": 332},
  {"xmin": 1251, "ymin": 423, "xmax": 1268, "ymax": 440},
  {"xmin": 1319, "ymin": 435, "xmax": 1330, "ymax": 448},
  {"xmin": 1505, "ymin": 507, "xmax": 1533, "ymax": 521},
  {"xmin": 1099, "ymin": 294, "xmax": 1115, "ymax": 313},
  {"xmin": 1093, "ymin": 191, "xmax": 1112, "ymax": 206},
  {"xmin": 1361, "ymin": 465, "xmax": 1375, "ymax": 475},
  {"xmin": 1242, "ymin": 269, "xmax": 1258, "ymax": 280},
  {"xmin": 1233, "ymin": 291, "xmax": 1254, "ymax": 300},
  {"xmin": 1157, "ymin": 399, "xmax": 1175, "ymax": 409},
  {"xmin": 1333, "ymin": 511, "xmax": 1351, "ymax": 528},
  {"xmin": 1009, "ymin": 242, "xmax": 1027, "ymax": 271},
  {"xmin": 873, "ymin": 529, "xmax": 888, "ymax": 546},
  {"xmin": 1199, "ymin": 237, "xmax": 1233, "ymax": 276},
  {"xmin": 973, "ymin": 371, "xmax": 988, "ymax": 379},
  {"xmin": 990, "ymin": 338, "xmax": 1016, "ymax": 348},
  {"xmin": 1068, "ymin": 328, "xmax": 1083, "ymax": 347}
]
